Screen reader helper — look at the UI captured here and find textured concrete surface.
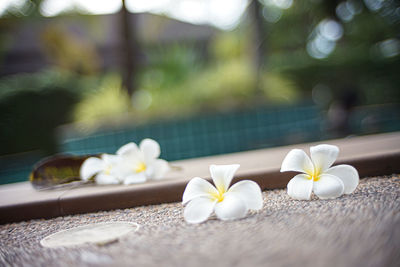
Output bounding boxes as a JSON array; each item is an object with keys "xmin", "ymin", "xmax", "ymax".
[{"xmin": 1, "ymin": 175, "xmax": 399, "ymax": 267}]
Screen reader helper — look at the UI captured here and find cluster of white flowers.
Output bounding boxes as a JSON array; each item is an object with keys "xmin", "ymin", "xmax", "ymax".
[
  {"xmin": 80, "ymin": 138, "xmax": 360, "ymax": 224},
  {"xmin": 182, "ymin": 144, "xmax": 359, "ymax": 224},
  {"xmin": 80, "ymin": 139, "xmax": 169, "ymax": 185}
]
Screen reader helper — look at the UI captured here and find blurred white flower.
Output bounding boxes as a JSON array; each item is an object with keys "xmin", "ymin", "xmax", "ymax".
[
  {"xmin": 117, "ymin": 138, "xmax": 170, "ymax": 185},
  {"xmin": 182, "ymin": 164, "xmax": 263, "ymax": 224},
  {"xmin": 281, "ymin": 144, "xmax": 359, "ymax": 200},
  {"xmin": 80, "ymin": 138, "xmax": 169, "ymax": 185},
  {"xmin": 80, "ymin": 154, "xmax": 124, "ymax": 184}
]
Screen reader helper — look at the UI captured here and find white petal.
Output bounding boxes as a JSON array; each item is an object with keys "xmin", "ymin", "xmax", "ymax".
[
  {"xmin": 80, "ymin": 157, "xmax": 105, "ymax": 181},
  {"xmin": 209, "ymin": 164, "xmax": 240, "ymax": 193},
  {"xmin": 140, "ymin": 139, "xmax": 161, "ymax": 161},
  {"xmin": 146, "ymin": 159, "xmax": 170, "ymax": 180},
  {"xmin": 310, "ymin": 144, "xmax": 339, "ymax": 173},
  {"xmin": 95, "ymin": 174, "xmax": 120, "ymax": 185},
  {"xmin": 182, "ymin": 177, "xmax": 218, "ymax": 205},
  {"xmin": 228, "ymin": 180, "xmax": 263, "ymax": 210},
  {"xmin": 287, "ymin": 174, "xmax": 313, "ymax": 200},
  {"xmin": 101, "ymin": 154, "xmax": 122, "ymax": 165},
  {"xmin": 280, "ymin": 149, "xmax": 314, "ymax": 174},
  {"xmin": 117, "ymin": 154, "xmax": 144, "ymax": 177},
  {"xmin": 116, "ymin": 142, "xmax": 139, "ymax": 156},
  {"xmin": 184, "ymin": 197, "xmax": 216, "ymax": 224},
  {"xmin": 123, "ymin": 173, "xmax": 147, "ymax": 185},
  {"xmin": 313, "ymin": 174, "xmax": 344, "ymax": 199},
  {"xmin": 214, "ymin": 193, "xmax": 248, "ymax": 221},
  {"xmin": 110, "ymin": 161, "xmax": 131, "ymax": 180},
  {"xmin": 325, "ymin": 165, "xmax": 359, "ymax": 194}
]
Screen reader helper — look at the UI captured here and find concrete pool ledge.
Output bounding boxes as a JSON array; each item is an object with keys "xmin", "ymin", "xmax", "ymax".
[{"xmin": 1, "ymin": 132, "xmax": 400, "ymax": 224}]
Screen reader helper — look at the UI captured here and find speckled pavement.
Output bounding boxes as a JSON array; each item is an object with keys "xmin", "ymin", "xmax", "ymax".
[{"xmin": 1, "ymin": 175, "xmax": 399, "ymax": 267}]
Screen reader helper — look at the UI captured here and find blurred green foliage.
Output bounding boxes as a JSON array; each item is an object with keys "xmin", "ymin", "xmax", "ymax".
[
  {"xmin": 1, "ymin": 0, "xmax": 399, "ymax": 157},
  {"xmin": 67, "ymin": 32, "xmax": 300, "ymax": 133},
  {"xmin": 73, "ymin": 73, "xmax": 130, "ymax": 127},
  {"xmin": 0, "ymin": 70, "xmax": 97, "ymax": 155},
  {"xmin": 264, "ymin": 0, "xmax": 400, "ymax": 104},
  {"xmin": 130, "ymin": 32, "xmax": 299, "ymax": 120},
  {"xmin": 41, "ymin": 25, "xmax": 101, "ymax": 75}
]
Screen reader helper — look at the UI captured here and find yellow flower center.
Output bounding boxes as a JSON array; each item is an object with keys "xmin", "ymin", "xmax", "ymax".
[
  {"xmin": 135, "ymin": 162, "xmax": 147, "ymax": 173},
  {"xmin": 210, "ymin": 188, "xmax": 225, "ymax": 202},
  {"xmin": 104, "ymin": 165, "xmax": 112, "ymax": 175},
  {"xmin": 306, "ymin": 168, "xmax": 321, "ymax": 181}
]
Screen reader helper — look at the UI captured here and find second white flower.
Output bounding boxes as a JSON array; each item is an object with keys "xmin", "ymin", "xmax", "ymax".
[
  {"xmin": 280, "ymin": 144, "xmax": 359, "ymax": 200},
  {"xmin": 182, "ymin": 164, "xmax": 263, "ymax": 224}
]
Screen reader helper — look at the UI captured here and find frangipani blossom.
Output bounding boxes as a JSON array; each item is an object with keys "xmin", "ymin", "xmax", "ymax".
[
  {"xmin": 117, "ymin": 139, "xmax": 170, "ymax": 185},
  {"xmin": 80, "ymin": 138, "xmax": 169, "ymax": 185},
  {"xmin": 182, "ymin": 164, "xmax": 263, "ymax": 224},
  {"xmin": 80, "ymin": 154, "xmax": 124, "ymax": 184},
  {"xmin": 281, "ymin": 144, "xmax": 359, "ymax": 200}
]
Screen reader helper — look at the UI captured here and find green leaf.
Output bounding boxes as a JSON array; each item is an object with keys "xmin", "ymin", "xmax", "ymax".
[{"xmin": 30, "ymin": 154, "xmax": 97, "ymax": 190}]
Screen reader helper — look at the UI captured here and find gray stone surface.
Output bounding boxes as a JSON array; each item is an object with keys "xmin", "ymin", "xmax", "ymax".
[{"xmin": 1, "ymin": 175, "xmax": 399, "ymax": 267}]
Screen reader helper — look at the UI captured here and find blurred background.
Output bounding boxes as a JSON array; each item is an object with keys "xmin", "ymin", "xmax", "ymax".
[{"xmin": 0, "ymin": 0, "xmax": 399, "ymax": 184}]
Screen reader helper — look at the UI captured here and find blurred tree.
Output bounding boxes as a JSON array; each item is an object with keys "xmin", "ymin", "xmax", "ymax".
[
  {"xmin": 258, "ymin": 0, "xmax": 400, "ymax": 104},
  {"xmin": 1, "ymin": 0, "xmax": 140, "ymax": 97},
  {"xmin": 119, "ymin": 0, "xmax": 139, "ymax": 97},
  {"xmin": 250, "ymin": 0, "xmax": 267, "ymax": 96}
]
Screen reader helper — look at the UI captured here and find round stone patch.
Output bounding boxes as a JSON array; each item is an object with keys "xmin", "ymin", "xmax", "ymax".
[{"xmin": 40, "ymin": 221, "xmax": 139, "ymax": 248}]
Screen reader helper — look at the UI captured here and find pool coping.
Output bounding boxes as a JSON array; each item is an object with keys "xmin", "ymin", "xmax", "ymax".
[{"xmin": 1, "ymin": 132, "xmax": 400, "ymax": 224}]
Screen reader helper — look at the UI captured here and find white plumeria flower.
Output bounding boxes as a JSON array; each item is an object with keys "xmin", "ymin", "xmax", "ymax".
[
  {"xmin": 182, "ymin": 164, "xmax": 263, "ymax": 224},
  {"xmin": 117, "ymin": 138, "xmax": 170, "ymax": 185},
  {"xmin": 281, "ymin": 144, "xmax": 359, "ymax": 200},
  {"xmin": 80, "ymin": 154, "xmax": 124, "ymax": 184}
]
